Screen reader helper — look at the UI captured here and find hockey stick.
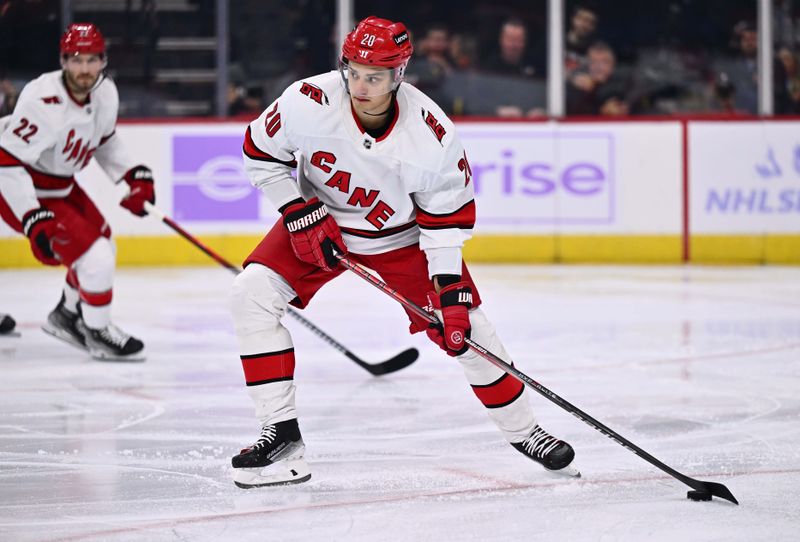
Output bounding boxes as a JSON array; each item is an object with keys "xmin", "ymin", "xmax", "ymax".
[
  {"xmin": 336, "ymin": 254, "xmax": 739, "ymax": 504},
  {"xmin": 143, "ymin": 202, "xmax": 418, "ymax": 376}
]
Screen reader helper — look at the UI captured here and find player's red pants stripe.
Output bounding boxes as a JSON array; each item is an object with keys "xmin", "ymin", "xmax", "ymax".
[
  {"xmin": 79, "ymin": 288, "xmax": 112, "ymax": 307},
  {"xmin": 241, "ymin": 348, "xmax": 296, "ymax": 386},
  {"xmin": 416, "ymin": 200, "xmax": 475, "ymax": 230},
  {"xmin": 243, "ymin": 126, "xmax": 297, "ymax": 167},
  {"xmin": 471, "ymin": 372, "xmax": 524, "ymax": 409}
]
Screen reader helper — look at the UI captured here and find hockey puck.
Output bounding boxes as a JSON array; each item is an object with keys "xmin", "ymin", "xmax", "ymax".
[{"xmin": 687, "ymin": 490, "xmax": 712, "ymax": 501}]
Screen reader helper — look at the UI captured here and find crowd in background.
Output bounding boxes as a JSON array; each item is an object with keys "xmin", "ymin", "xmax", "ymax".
[
  {"xmin": 1, "ymin": 0, "xmax": 799, "ymax": 118},
  {"xmin": 228, "ymin": 0, "xmax": 800, "ymax": 117}
]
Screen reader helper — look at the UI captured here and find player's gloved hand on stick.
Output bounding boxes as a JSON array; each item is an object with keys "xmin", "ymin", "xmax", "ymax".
[
  {"xmin": 22, "ymin": 207, "xmax": 60, "ymax": 266},
  {"xmin": 282, "ymin": 197, "xmax": 347, "ymax": 272},
  {"xmin": 426, "ymin": 280, "xmax": 473, "ymax": 357},
  {"xmin": 120, "ymin": 165, "xmax": 155, "ymax": 216}
]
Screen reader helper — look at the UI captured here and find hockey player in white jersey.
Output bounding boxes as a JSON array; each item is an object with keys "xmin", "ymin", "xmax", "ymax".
[
  {"xmin": 0, "ymin": 23, "xmax": 154, "ymax": 361},
  {"xmin": 230, "ymin": 16, "xmax": 578, "ymax": 488}
]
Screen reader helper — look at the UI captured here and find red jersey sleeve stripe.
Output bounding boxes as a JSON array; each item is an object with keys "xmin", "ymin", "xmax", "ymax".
[
  {"xmin": 471, "ymin": 372, "xmax": 524, "ymax": 409},
  {"xmin": 416, "ymin": 200, "xmax": 475, "ymax": 230},
  {"xmin": 0, "ymin": 146, "xmax": 23, "ymax": 167},
  {"xmin": 243, "ymin": 126, "xmax": 297, "ymax": 167},
  {"xmin": 240, "ymin": 348, "xmax": 296, "ymax": 386},
  {"xmin": 98, "ymin": 130, "xmax": 116, "ymax": 146}
]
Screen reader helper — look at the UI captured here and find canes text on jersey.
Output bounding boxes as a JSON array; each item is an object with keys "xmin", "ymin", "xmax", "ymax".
[
  {"xmin": 310, "ymin": 150, "xmax": 395, "ymax": 230},
  {"xmin": 62, "ymin": 129, "xmax": 96, "ymax": 169}
]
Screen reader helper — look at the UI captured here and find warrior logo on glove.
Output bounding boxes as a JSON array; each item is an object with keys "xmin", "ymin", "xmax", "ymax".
[{"xmin": 281, "ymin": 198, "xmax": 347, "ymax": 272}]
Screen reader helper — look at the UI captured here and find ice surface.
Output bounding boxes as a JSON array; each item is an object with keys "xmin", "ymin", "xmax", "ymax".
[{"xmin": 1, "ymin": 265, "xmax": 799, "ymax": 541}]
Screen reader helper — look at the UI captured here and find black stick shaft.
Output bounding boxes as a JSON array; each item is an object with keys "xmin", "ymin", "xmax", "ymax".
[
  {"xmin": 144, "ymin": 203, "xmax": 407, "ymax": 373},
  {"xmin": 336, "ymin": 255, "xmax": 734, "ymax": 498}
]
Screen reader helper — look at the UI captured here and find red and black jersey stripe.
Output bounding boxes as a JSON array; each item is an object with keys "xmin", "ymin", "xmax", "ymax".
[
  {"xmin": 471, "ymin": 372, "xmax": 524, "ymax": 409},
  {"xmin": 1, "ymin": 146, "xmax": 76, "ymax": 190},
  {"xmin": 240, "ymin": 348, "xmax": 296, "ymax": 386},
  {"xmin": 340, "ymin": 220, "xmax": 417, "ymax": 239},
  {"xmin": 0, "ymin": 146, "xmax": 22, "ymax": 167},
  {"xmin": 243, "ymin": 126, "xmax": 297, "ymax": 167},
  {"xmin": 415, "ymin": 200, "xmax": 475, "ymax": 230},
  {"xmin": 26, "ymin": 167, "xmax": 75, "ymax": 190}
]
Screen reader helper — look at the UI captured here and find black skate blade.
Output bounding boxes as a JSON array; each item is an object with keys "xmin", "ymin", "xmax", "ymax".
[
  {"xmin": 89, "ymin": 351, "xmax": 147, "ymax": 363},
  {"xmin": 234, "ymin": 473, "xmax": 311, "ymax": 489},
  {"xmin": 41, "ymin": 325, "xmax": 88, "ymax": 351}
]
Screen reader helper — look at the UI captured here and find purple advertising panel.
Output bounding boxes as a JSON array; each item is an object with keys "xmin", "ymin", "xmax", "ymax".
[
  {"xmin": 172, "ymin": 135, "xmax": 258, "ymax": 221},
  {"xmin": 461, "ymin": 129, "xmax": 615, "ymax": 226}
]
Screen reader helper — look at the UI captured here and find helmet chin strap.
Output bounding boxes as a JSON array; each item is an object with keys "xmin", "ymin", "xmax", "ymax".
[{"xmin": 360, "ymin": 91, "xmax": 398, "ymax": 117}]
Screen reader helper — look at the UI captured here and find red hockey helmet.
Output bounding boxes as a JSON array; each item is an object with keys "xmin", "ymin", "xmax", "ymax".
[
  {"xmin": 341, "ymin": 16, "xmax": 413, "ymax": 68},
  {"xmin": 60, "ymin": 23, "xmax": 106, "ymax": 57},
  {"xmin": 339, "ymin": 16, "xmax": 413, "ymax": 96}
]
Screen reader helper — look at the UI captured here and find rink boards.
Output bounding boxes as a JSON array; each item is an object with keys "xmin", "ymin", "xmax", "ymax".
[{"xmin": 1, "ymin": 118, "xmax": 798, "ymax": 266}]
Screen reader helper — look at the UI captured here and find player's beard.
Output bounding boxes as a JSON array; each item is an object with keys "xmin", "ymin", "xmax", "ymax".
[{"xmin": 65, "ymin": 70, "xmax": 100, "ymax": 95}]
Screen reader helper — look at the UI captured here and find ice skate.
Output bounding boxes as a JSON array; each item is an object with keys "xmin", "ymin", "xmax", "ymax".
[
  {"xmin": 76, "ymin": 320, "xmax": 145, "ymax": 361},
  {"xmin": 0, "ymin": 314, "xmax": 18, "ymax": 337},
  {"xmin": 232, "ymin": 418, "xmax": 311, "ymax": 488},
  {"xmin": 41, "ymin": 295, "xmax": 87, "ymax": 350},
  {"xmin": 512, "ymin": 425, "xmax": 581, "ymax": 477}
]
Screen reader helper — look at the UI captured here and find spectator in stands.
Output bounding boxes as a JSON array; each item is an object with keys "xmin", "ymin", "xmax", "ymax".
[
  {"xmin": 0, "ymin": 77, "xmax": 17, "ymax": 116},
  {"xmin": 227, "ymin": 64, "xmax": 264, "ymax": 116},
  {"xmin": 450, "ymin": 33, "xmax": 479, "ymax": 72},
  {"xmin": 478, "ymin": 18, "xmax": 544, "ymax": 117},
  {"xmin": 406, "ymin": 25, "xmax": 454, "ymax": 86},
  {"xmin": 567, "ymin": 41, "xmax": 629, "ymax": 116},
  {"xmin": 482, "ymin": 18, "xmax": 538, "ymax": 78},
  {"xmin": 777, "ymin": 46, "xmax": 800, "ymax": 114},
  {"xmin": 713, "ymin": 21, "xmax": 758, "ymax": 114},
  {"xmin": 405, "ymin": 24, "xmax": 455, "ymax": 113},
  {"xmin": 565, "ymin": 4, "xmax": 598, "ymax": 76}
]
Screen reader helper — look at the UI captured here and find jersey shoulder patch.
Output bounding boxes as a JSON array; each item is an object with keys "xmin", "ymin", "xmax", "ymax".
[
  {"xmin": 298, "ymin": 82, "xmax": 329, "ymax": 105},
  {"xmin": 420, "ymin": 107, "xmax": 447, "ymax": 145}
]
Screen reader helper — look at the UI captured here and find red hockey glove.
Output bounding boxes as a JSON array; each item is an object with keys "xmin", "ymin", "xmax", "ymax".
[
  {"xmin": 120, "ymin": 165, "xmax": 155, "ymax": 216},
  {"xmin": 282, "ymin": 198, "xmax": 347, "ymax": 272},
  {"xmin": 22, "ymin": 207, "xmax": 60, "ymax": 266},
  {"xmin": 426, "ymin": 281, "xmax": 473, "ymax": 357}
]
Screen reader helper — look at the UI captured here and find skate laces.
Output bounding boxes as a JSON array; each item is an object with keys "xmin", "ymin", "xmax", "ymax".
[
  {"xmin": 520, "ymin": 426, "xmax": 561, "ymax": 459},
  {"xmin": 98, "ymin": 324, "xmax": 130, "ymax": 348},
  {"xmin": 251, "ymin": 424, "xmax": 278, "ymax": 450}
]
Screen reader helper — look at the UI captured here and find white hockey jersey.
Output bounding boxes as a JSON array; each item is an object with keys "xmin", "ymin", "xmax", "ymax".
[
  {"xmin": 243, "ymin": 71, "xmax": 475, "ymax": 278},
  {"xmin": 0, "ymin": 70, "xmax": 135, "ymax": 221}
]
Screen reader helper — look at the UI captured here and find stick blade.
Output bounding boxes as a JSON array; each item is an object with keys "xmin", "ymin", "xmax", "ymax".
[
  {"xmin": 353, "ymin": 347, "xmax": 419, "ymax": 376},
  {"xmin": 693, "ymin": 480, "xmax": 739, "ymax": 505}
]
